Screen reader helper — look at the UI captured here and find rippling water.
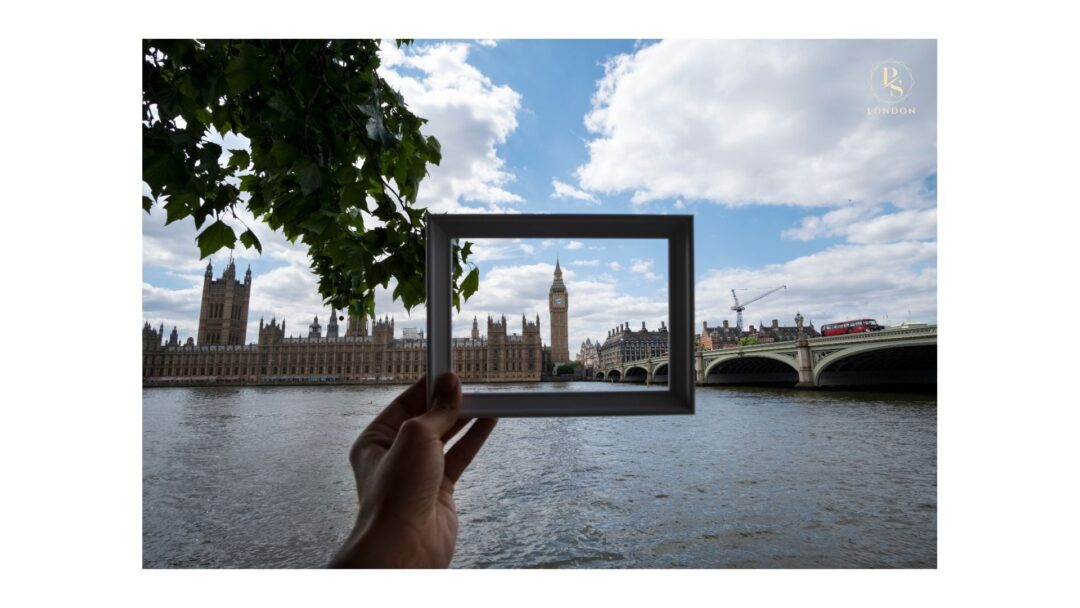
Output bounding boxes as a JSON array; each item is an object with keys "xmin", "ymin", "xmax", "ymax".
[{"xmin": 143, "ymin": 382, "xmax": 936, "ymax": 568}]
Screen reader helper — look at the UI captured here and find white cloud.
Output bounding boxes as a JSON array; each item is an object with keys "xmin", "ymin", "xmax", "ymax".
[
  {"xmin": 608, "ymin": 261, "xmax": 621, "ymax": 271},
  {"xmin": 571, "ymin": 259, "xmax": 599, "ymax": 267},
  {"xmin": 550, "ymin": 178, "xmax": 598, "ymax": 204},
  {"xmin": 380, "ymin": 41, "xmax": 523, "ymax": 213},
  {"xmin": 576, "ymin": 40, "xmax": 937, "ymax": 209},
  {"xmin": 781, "ymin": 204, "xmax": 883, "ymax": 241},
  {"xmin": 566, "ymin": 240, "xmax": 585, "ymax": 250},
  {"xmin": 783, "ymin": 205, "xmax": 937, "ymax": 244},
  {"xmin": 696, "ymin": 241, "xmax": 937, "ymax": 330},
  {"xmin": 475, "ymin": 39, "xmax": 498, "ymax": 48},
  {"xmin": 628, "ymin": 257, "xmax": 661, "ymax": 280},
  {"xmin": 844, "ymin": 208, "xmax": 937, "ymax": 244}
]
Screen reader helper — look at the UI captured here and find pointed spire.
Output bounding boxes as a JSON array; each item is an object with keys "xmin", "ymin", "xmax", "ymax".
[{"xmin": 554, "ymin": 256, "xmax": 562, "ymax": 277}]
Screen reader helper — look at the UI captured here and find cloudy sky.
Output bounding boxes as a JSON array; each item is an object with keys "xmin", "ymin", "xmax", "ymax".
[{"xmin": 143, "ymin": 39, "xmax": 937, "ymax": 354}]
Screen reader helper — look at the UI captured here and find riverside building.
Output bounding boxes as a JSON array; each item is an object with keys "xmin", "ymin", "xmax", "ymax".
[{"xmin": 142, "ymin": 258, "xmax": 549, "ymax": 386}]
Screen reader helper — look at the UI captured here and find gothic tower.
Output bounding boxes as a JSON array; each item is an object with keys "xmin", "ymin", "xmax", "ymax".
[
  {"xmin": 548, "ymin": 258, "xmax": 569, "ymax": 363},
  {"xmin": 326, "ymin": 310, "xmax": 340, "ymax": 339},
  {"xmin": 197, "ymin": 257, "xmax": 252, "ymax": 346},
  {"xmin": 346, "ymin": 311, "xmax": 369, "ymax": 337}
]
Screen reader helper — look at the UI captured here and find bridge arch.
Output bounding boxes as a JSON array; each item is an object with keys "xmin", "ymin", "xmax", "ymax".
[
  {"xmin": 813, "ymin": 342, "xmax": 936, "ymax": 387},
  {"xmin": 595, "ymin": 371, "xmax": 605, "ymax": 379},
  {"xmin": 606, "ymin": 369, "xmax": 622, "ymax": 381},
  {"xmin": 703, "ymin": 353, "xmax": 800, "ymax": 386},
  {"xmin": 623, "ymin": 365, "xmax": 649, "ymax": 383}
]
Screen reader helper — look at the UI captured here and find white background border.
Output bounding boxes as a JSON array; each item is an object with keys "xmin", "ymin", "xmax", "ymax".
[{"xmin": 3, "ymin": 1, "xmax": 1077, "ymax": 606}]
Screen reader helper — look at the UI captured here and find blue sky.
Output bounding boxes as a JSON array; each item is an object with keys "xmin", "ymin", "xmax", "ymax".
[{"xmin": 143, "ymin": 39, "xmax": 937, "ymax": 353}]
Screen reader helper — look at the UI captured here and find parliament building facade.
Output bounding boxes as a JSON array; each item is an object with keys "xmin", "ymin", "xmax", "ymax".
[{"xmin": 142, "ymin": 258, "xmax": 566, "ymax": 386}]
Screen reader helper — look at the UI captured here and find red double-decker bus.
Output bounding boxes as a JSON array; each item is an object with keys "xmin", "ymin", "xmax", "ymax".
[{"xmin": 820, "ymin": 318, "xmax": 884, "ymax": 337}]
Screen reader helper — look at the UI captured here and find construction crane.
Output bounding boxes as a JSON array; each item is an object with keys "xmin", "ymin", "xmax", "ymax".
[{"xmin": 730, "ymin": 285, "xmax": 787, "ymax": 332}]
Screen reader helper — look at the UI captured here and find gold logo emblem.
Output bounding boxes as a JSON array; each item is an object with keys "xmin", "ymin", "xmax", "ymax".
[{"xmin": 870, "ymin": 60, "xmax": 915, "ymax": 105}]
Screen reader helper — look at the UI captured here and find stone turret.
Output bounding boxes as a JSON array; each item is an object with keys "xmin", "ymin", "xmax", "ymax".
[
  {"xmin": 327, "ymin": 310, "xmax": 340, "ymax": 339},
  {"xmin": 259, "ymin": 317, "xmax": 285, "ymax": 345},
  {"xmin": 142, "ymin": 321, "xmax": 163, "ymax": 351},
  {"xmin": 372, "ymin": 315, "xmax": 395, "ymax": 345}
]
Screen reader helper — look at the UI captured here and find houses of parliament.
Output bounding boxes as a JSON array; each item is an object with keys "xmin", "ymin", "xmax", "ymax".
[{"xmin": 142, "ymin": 258, "xmax": 571, "ymax": 386}]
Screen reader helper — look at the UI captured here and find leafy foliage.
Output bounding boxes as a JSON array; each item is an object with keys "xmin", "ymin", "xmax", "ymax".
[
  {"xmin": 556, "ymin": 360, "xmax": 583, "ymax": 374},
  {"xmin": 737, "ymin": 336, "xmax": 760, "ymax": 347},
  {"xmin": 142, "ymin": 39, "xmax": 474, "ymax": 317}
]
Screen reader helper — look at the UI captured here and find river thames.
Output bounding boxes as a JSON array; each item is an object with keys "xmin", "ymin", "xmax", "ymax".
[{"xmin": 142, "ymin": 382, "xmax": 936, "ymax": 568}]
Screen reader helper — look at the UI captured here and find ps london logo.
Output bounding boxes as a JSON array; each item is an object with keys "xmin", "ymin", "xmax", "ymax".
[{"xmin": 868, "ymin": 60, "xmax": 916, "ymax": 115}]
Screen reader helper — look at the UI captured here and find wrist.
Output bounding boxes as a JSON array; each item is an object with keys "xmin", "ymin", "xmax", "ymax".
[{"xmin": 331, "ymin": 514, "xmax": 416, "ymax": 568}]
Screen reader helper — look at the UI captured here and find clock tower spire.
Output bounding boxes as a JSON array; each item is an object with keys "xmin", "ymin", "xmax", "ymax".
[{"xmin": 549, "ymin": 257, "xmax": 569, "ymax": 363}]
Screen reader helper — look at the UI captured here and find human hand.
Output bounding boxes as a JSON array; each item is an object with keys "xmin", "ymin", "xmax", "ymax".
[{"xmin": 329, "ymin": 373, "xmax": 497, "ymax": 568}]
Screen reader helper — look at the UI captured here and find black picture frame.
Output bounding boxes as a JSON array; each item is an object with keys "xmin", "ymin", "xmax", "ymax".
[{"xmin": 426, "ymin": 213, "xmax": 694, "ymax": 417}]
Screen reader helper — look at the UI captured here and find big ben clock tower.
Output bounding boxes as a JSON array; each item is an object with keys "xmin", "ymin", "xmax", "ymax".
[{"xmin": 549, "ymin": 258, "xmax": 570, "ymax": 363}]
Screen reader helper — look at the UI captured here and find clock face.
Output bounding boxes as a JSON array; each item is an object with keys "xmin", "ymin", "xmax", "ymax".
[{"xmin": 554, "ymin": 297, "xmax": 564, "ymax": 305}]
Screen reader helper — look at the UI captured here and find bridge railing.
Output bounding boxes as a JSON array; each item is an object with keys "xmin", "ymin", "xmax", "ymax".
[
  {"xmin": 610, "ymin": 325, "xmax": 937, "ymax": 372},
  {"xmin": 807, "ymin": 324, "xmax": 937, "ymax": 344}
]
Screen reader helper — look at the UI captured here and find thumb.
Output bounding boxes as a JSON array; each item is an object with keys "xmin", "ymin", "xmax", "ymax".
[{"xmin": 417, "ymin": 372, "xmax": 462, "ymax": 435}]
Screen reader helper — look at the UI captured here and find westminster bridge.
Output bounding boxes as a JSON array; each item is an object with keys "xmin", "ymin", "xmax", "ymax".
[{"xmin": 597, "ymin": 324, "xmax": 937, "ymax": 388}]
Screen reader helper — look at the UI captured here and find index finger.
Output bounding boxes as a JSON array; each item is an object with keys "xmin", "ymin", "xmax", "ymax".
[{"xmin": 361, "ymin": 375, "xmax": 428, "ymax": 444}]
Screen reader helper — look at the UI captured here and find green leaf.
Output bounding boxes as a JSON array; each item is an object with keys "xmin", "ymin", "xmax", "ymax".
[
  {"xmin": 270, "ymin": 141, "xmax": 299, "ymax": 167},
  {"xmin": 339, "ymin": 183, "xmax": 365, "ymax": 208},
  {"xmin": 198, "ymin": 142, "xmax": 223, "ymax": 167},
  {"xmin": 164, "ymin": 193, "xmax": 197, "ymax": 225},
  {"xmin": 297, "ymin": 162, "xmax": 323, "ymax": 195},
  {"xmin": 267, "ymin": 92, "xmax": 293, "ymax": 117},
  {"xmin": 227, "ymin": 149, "xmax": 250, "ymax": 170},
  {"xmin": 225, "ymin": 49, "xmax": 257, "ymax": 94},
  {"xmin": 461, "ymin": 267, "xmax": 480, "ymax": 301},
  {"xmin": 196, "ymin": 219, "xmax": 237, "ymax": 258},
  {"xmin": 239, "ymin": 229, "xmax": 262, "ymax": 253}
]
